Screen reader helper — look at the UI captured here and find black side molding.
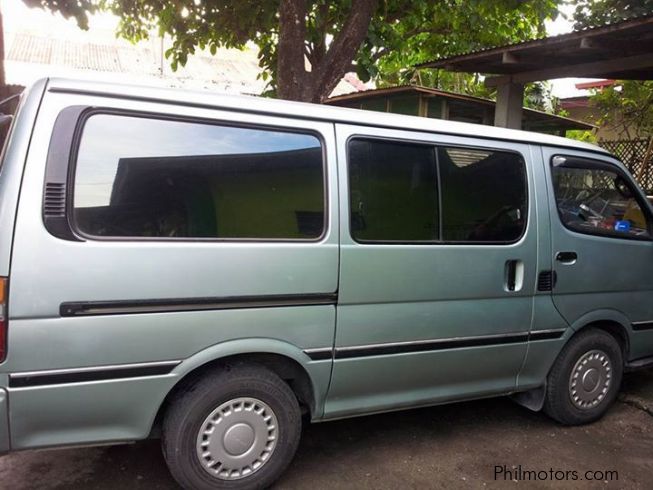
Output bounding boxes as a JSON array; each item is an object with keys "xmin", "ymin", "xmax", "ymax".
[
  {"xmin": 61, "ymin": 293, "xmax": 338, "ymax": 317},
  {"xmin": 328, "ymin": 329, "xmax": 565, "ymax": 360},
  {"xmin": 9, "ymin": 361, "xmax": 179, "ymax": 388},
  {"xmin": 632, "ymin": 321, "xmax": 653, "ymax": 332},
  {"xmin": 304, "ymin": 348, "xmax": 333, "ymax": 361}
]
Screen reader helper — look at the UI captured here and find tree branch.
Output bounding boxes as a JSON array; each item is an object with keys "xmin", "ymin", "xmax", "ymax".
[{"xmin": 307, "ymin": 0, "xmax": 379, "ymax": 102}]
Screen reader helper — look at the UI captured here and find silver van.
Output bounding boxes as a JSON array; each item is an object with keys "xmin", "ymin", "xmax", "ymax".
[{"xmin": 1, "ymin": 78, "xmax": 652, "ymax": 489}]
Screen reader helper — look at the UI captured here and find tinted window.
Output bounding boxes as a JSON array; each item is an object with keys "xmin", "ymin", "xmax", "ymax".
[
  {"xmin": 74, "ymin": 114, "xmax": 324, "ymax": 239},
  {"xmin": 348, "ymin": 139, "xmax": 439, "ymax": 241},
  {"xmin": 438, "ymin": 147, "xmax": 527, "ymax": 242},
  {"xmin": 552, "ymin": 163, "xmax": 649, "ymax": 238}
]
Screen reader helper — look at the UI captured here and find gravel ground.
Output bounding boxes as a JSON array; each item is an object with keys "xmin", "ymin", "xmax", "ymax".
[{"xmin": 1, "ymin": 369, "xmax": 652, "ymax": 489}]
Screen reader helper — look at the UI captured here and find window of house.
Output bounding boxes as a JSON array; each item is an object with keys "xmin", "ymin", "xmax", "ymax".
[
  {"xmin": 73, "ymin": 114, "xmax": 325, "ymax": 239},
  {"xmin": 551, "ymin": 158, "xmax": 650, "ymax": 239}
]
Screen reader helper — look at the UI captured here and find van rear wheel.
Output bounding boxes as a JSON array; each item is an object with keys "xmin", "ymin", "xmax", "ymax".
[
  {"xmin": 162, "ymin": 364, "xmax": 302, "ymax": 489},
  {"xmin": 544, "ymin": 328, "xmax": 623, "ymax": 426}
]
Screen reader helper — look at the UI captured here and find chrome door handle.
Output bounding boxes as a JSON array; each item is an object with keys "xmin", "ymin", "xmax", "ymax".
[{"xmin": 505, "ymin": 259, "xmax": 524, "ymax": 292}]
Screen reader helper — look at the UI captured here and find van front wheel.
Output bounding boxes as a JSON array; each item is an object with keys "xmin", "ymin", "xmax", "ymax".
[
  {"xmin": 544, "ymin": 328, "xmax": 623, "ymax": 426},
  {"xmin": 162, "ymin": 364, "xmax": 302, "ymax": 489}
]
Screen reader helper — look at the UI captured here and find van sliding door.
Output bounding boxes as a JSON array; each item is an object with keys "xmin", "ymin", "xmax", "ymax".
[{"xmin": 326, "ymin": 124, "xmax": 541, "ymax": 418}]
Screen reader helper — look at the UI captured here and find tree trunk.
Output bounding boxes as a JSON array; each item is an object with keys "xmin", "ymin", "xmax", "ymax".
[
  {"xmin": 276, "ymin": 0, "xmax": 379, "ymax": 103},
  {"xmin": 276, "ymin": 0, "xmax": 309, "ymax": 101},
  {"xmin": 306, "ymin": 0, "xmax": 378, "ymax": 103}
]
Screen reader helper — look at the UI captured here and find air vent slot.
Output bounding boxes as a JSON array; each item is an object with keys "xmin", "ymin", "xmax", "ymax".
[
  {"xmin": 537, "ymin": 270, "xmax": 556, "ymax": 291},
  {"xmin": 43, "ymin": 182, "xmax": 66, "ymax": 218}
]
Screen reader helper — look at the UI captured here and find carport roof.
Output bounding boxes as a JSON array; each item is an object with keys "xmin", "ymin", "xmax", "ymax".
[{"xmin": 416, "ymin": 15, "xmax": 653, "ymax": 84}]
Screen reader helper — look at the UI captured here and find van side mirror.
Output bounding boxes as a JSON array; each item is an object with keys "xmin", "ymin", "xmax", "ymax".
[{"xmin": 613, "ymin": 177, "xmax": 633, "ymax": 198}]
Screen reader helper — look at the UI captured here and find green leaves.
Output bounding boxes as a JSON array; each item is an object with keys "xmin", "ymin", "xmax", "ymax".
[
  {"xmin": 573, "ymin": 0, "xmax": 653, "ymax": 29},
  {"xmin": 590, "ymin": 81, "xmax": 653, "ymax": 138},
  {"xmin": 25, "ymin": 0, "xmax": 565, "ymax": 103}
]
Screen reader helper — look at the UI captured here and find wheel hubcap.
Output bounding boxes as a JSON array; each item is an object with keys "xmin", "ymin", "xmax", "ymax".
[
  {"xmin": 569, "ymin": 350, "xmax": 612, "ymax": 409},
  {"xmin": 196, "ymin": 397, "xmax": 278, "ymax": 480}
]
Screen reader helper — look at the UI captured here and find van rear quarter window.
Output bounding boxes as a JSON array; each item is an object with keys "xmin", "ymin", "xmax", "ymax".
[{"xmin": 73, "ymin": 114, "xmax": 325, "ymax": 239}]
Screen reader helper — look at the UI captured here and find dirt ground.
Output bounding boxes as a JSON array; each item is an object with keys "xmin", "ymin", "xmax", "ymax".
[{"xmin": 1, "ymin": 369, "xmax": 652, "ymax": 489}]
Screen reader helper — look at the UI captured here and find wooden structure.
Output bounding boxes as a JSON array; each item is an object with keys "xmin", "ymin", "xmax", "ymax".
[
  {"xmin": 417, "ymin": 15, "xmax": 653, "ymax": 129},
  {"xmin": 601, "ymin": 138, "xmax": 653, "ymax": 192},
  {"xmin": 326, "ymin": 85, "xmax": 593, "ymax": 136}
]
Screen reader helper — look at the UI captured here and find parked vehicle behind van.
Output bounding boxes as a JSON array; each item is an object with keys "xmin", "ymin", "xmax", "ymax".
[{"xmin": 1, "ymin": 79, "xmax": 652, "ymax": 489}]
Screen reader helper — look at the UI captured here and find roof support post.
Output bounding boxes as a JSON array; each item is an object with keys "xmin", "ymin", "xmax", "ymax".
[{"xmin": 494, "ymin": 81, "xmax": 524, "ymax": 129}]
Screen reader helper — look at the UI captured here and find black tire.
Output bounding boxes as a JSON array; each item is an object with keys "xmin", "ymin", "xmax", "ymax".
[
  {"xmin": 544, "ymin": 328, "xmax": 623, "ymax": 426},
  {"xmin": 162, "ymin": 364, "xmax": 302, "ymax": 490}
]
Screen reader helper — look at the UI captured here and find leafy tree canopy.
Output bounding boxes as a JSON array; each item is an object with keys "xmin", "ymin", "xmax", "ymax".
[
  {"xmin": 589, "ymin": 81, "xmax": 653, "ymax": 138},
  {"xmin": 572, "ymin": 1, "xmax": 653, "ymax": 138},
  {"xmin": 25, "ymin": 0, "xmax": 562, "ymax": 102},
  {"xmin": 572, "ymin": 0, "xmax": 653, "ymax": 29}
]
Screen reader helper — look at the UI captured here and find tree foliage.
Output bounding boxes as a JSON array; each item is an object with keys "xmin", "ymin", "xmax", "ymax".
[
  {"xmin": 572, "ymin": 1, "xmax": 653, "ymax": 138},
  {"xmin": 25, "ymin": 0, "xmax": 562, "ymax": 102},
  {"xmin": 589, "ymin": 81, "xmax": 653, "ymax": 138},
  {"xmin": 572, "ymin": 0, "xmax": 653, "ymax": 29}
]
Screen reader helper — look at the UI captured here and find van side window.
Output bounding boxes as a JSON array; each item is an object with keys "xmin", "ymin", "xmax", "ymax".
[
  {"xmin": 552, "ymin": 162, "xmax": 650, "ymax": 239},
  {"xmin": 348, "ymin": 138, "xmax": 439, "ymax": 241},
  {"xmin": 347, "ymin": 138, "xmax": 527, "ymax": 243},
  {"xmin": 437, "ymin": 147, "xmax": 527, "ymax": 242},
  {"xmin": 73, "ymin": 114, "xmax": 325, "ymax": 239}
]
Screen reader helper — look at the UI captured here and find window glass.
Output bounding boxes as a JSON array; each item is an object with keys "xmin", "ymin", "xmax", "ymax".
[
  {"xmin": 74, "ymin": 114, "xmax": 324, "ymax": 239},
  {"xmin": 348, "ymin": 138, "xmax": 439, "ymax": 241},
  {"xmin": 552, "ymin": 164, "xmax": 649, "ymax": 238},
  {"xmin": 438, "ymin": 147, "xmax": 527, "ymax": 242}
]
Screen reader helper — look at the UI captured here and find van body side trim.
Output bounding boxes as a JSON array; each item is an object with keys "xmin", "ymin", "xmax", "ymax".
[
  {"xmin": 60, "ymin": 293, "xmax": 339, "ymax": 317},
  {"xmin": 329, "ymin": 329, "xmax": 566, "ymax": 360},
  {"xmin": 632, "ymin": 321, "xmax": 653, "ymax": 332},
  {"xmin": 8, "ymin": 360, "xmax": 180, "ymax": 388},
  {"xmin": 529, "ymin": 329, "xmax": 567, "ymax": 341},
  {"xmin": 304, "ymin": 348, "xmax": 333, "ymax": 361}
]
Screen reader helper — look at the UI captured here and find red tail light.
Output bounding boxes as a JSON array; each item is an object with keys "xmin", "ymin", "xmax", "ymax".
[{"xmin": 0, "ymin": 278, "xmax": 6, "ymax": 362}]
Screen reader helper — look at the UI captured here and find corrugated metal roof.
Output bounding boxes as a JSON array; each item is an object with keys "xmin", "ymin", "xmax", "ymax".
[
  {"xmin": 325, "ymin": 84, "xmax": 596, "ymax": 131},
  {"xmin": 4, "ymin": 24, "xmax": 364, "ymax": 96},
  {"xmin": 417, "ymin": 13, "xmax": 653, "ymax": 69}
]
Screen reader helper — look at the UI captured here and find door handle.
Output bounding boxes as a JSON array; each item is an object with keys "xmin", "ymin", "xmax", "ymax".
[
  {"xmin": 505, "ymin": 259, "xmax": 524, "ymax": 292},
  {"xmin": 556, "ymin": 251, "xmax": 578, "ymax": 264}
]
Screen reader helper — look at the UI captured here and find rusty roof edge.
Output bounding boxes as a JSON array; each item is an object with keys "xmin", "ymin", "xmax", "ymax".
[
  {"xmin": 325, "ymin": 84, "xmax": 595, "ymax": 129},
  {"xmin": 416, "ymin": 13, "xmax": 653, "ymax": 69},
  {"xmin": 522, "ymin": 107, "xmax": 596, "ymax": 129},
  {"xmin": 326, "ymin": 84, "xmax": 498, "ymax": 105}
]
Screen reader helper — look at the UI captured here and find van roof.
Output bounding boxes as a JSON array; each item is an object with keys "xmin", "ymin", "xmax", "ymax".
[{"xmin": 45, "ymin": 77, "xmax": 608, "ymax": 155}]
